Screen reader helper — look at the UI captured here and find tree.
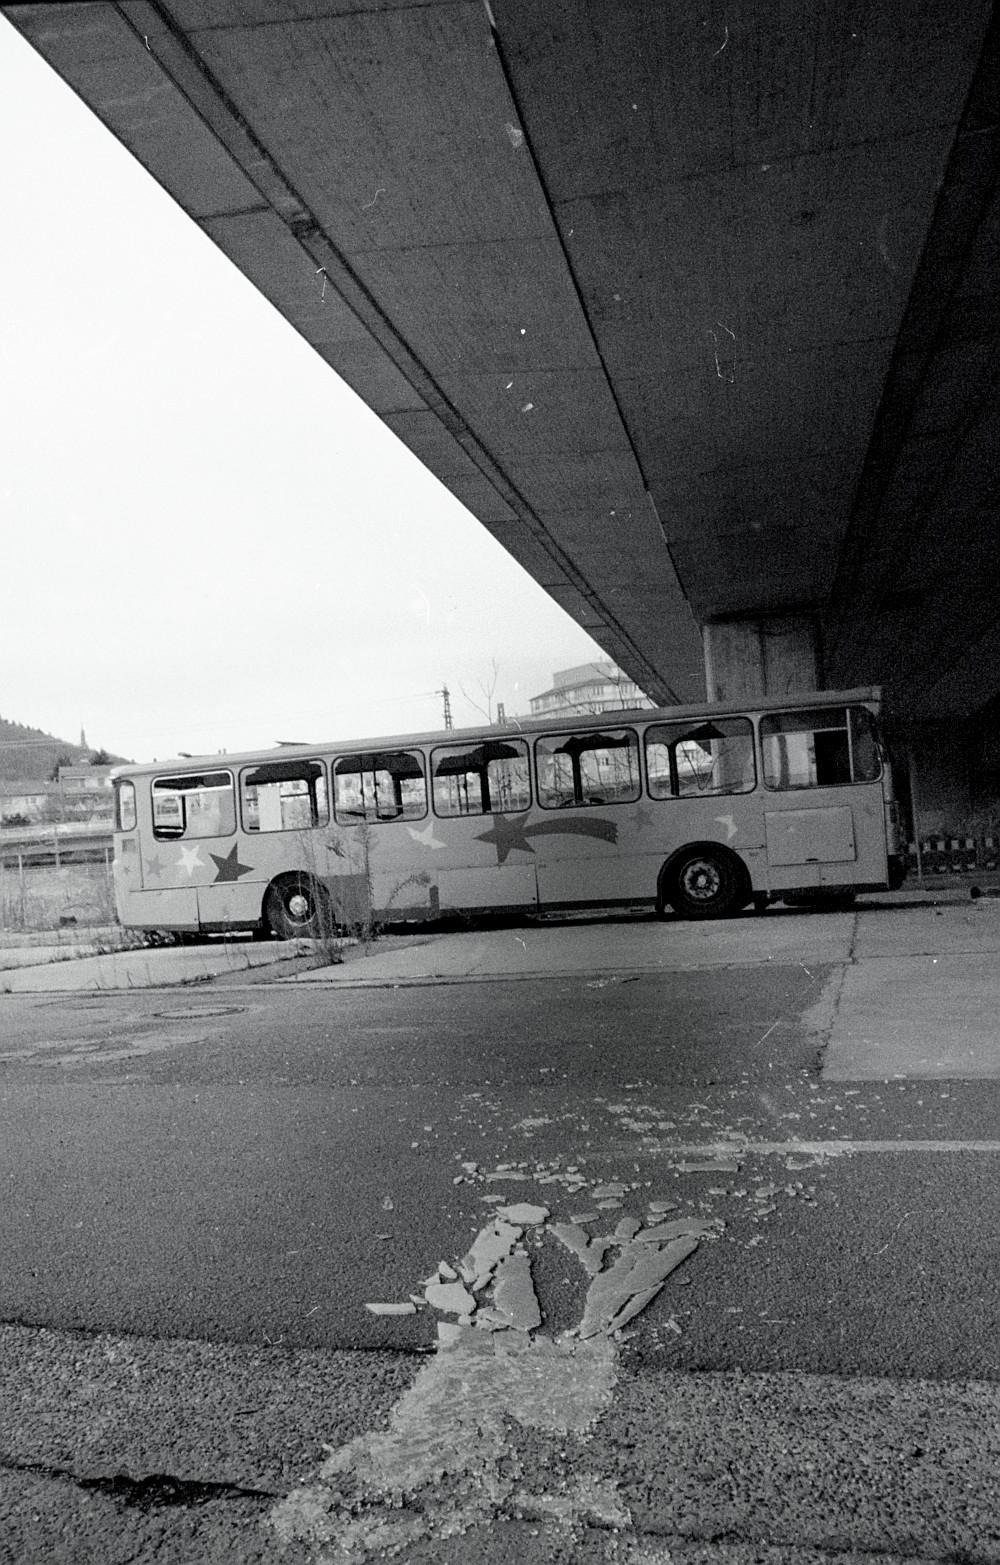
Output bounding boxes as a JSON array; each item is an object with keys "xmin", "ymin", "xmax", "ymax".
[
  {"xmin": 460, "ymin": 658, "xmax": 501, "ymax": 725},
  {"xmin": 47, "ymin": 751, "xmax": 75, "ymax": 782},
  {"xmin": 88, "ymin": 749, "xmax": 113, "ymax": 766}
]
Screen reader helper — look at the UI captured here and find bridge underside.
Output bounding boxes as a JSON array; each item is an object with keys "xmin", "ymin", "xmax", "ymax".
[{"xmin": 7, "ymin": 0, "xmax": 1000, "ymax": 723}]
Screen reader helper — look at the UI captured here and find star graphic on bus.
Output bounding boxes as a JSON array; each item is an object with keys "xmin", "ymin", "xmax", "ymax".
[
  {"xmin": 407, "ymin": 821, "xmax": 445, "ymax": 850},
  {"xmin": 475, "ymin": 813, "xmax": 619, "ymax": 865},
  {"xmin": 143, "ymin": 853, "xmax": 166, "ymax": 881},
  {"xmin": 177, "ymin": 844, "xmax": 205, "ymax": 878},
  {"xmin": 210, "ymin": 845, "xmax": 255, "ymax": 883},
  {"xmin": 474, "ymin": 813, "xmax": 535, "ymax": 864}
]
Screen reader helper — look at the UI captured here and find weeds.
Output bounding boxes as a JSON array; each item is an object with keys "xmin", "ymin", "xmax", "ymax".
[
  {"xmin": 0, "ymin": 858, "xmax": 119, "ymax": 936},
  {"xmin": 321, "ymin": 819, "xmax": 378, "ymax": 955}
]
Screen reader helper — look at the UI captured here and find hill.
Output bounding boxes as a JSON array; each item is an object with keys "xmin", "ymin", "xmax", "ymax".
[{"xmin": 0, "ymin": 716, "xmax": 123, "ymax": 782}]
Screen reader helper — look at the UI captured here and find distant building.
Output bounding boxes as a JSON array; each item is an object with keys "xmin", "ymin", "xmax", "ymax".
[
  {"xmin": 0, "ymin": 779, "xmax": 62, "ymax": 824},
  {"xmin": 58, "ymin": 764, "xmax": 114, "ymax": 822},
  {"xmin": 527, "ymin": 662, "xmax": 652, "ymax": 718},
  {"xmin": 0, "ymin": 767, "xmax": 115, "ymax": 827}
]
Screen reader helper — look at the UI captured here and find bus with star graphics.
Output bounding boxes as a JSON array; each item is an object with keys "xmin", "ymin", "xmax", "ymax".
[{"xmin": 111, "ymin": 687, "xmax": 906, "ymax": 939}]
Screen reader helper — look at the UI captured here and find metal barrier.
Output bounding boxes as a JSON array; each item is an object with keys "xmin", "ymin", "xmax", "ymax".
[
  {"xmin": 907, "ymin": 836, "xmax": 1000, "ymax": 876},
  {"xmin": 0, "ymin": 823, "xmax": 113, "ymax": 868}
]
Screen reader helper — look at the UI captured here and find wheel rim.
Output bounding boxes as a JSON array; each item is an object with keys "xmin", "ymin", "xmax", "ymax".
[
  {"xmin": 286, "ymin": 890, "xmax": 312, "ymax": 922},
  {"xmin": 680, "ymin": 857, "xmax": 722, "ymax": 903}
]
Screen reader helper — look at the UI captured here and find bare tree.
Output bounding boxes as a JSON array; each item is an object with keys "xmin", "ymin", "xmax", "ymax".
[{"xmin": 459, "ymin": 658, "xmax": 501, "ymax": 725}]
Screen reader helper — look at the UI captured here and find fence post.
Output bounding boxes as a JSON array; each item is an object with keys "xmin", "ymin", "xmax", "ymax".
[{"xmin": 907, "ymin": 749, "xmax": 924, "ymax": 881}]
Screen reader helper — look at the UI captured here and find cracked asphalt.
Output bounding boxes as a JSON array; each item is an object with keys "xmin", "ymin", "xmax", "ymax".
[{"xmin": 2, "ymin": 900, "xmax": 1000, "ymax": 1561}]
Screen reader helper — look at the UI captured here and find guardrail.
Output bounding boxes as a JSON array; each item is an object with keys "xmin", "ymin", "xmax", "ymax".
[
  {"xmin": 0, "ymin": 822, "xmax": 113, "ymax": 868},
  {"xmin": 907, "ymin": 836, "xmax": 1000, "ymax": 877}
]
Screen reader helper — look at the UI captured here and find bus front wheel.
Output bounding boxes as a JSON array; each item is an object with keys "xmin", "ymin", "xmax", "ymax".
[
  {"xmin": 662, "ymin": 845, "xmax": 749, "ymax": 920},
  {"xmin": 264, "ymin": 874, "xmax": 330, "ymax": 940}
]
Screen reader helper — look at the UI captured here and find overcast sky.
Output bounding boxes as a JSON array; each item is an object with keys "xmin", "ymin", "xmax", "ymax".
[{"xmin": 0, "ymin": 18, "xmax": 606, "ymax": 764}]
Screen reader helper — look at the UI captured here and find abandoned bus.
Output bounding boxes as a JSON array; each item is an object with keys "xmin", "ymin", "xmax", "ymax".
[{"xmin": 111, "ymin": 687, "xmax": 906, "ymax": 939}]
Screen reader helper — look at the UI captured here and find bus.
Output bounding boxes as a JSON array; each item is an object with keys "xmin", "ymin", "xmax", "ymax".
[{"xmin": 110, "ymin": 687, "xmax": 906, "ymax": 940}]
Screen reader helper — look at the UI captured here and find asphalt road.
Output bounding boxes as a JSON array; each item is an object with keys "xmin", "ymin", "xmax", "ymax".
[
  {"xmin": 2, "ymin": 967, "xmax": 1000, "ymax": 1378},
  {"xmin": 4, "ymin": 923, "xmax": 1000, "ymax": 1562}
]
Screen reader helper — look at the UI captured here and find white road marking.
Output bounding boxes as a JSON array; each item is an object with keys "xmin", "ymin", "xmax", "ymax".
[{"xmin": 630, "ymin": 1139, "xmax": 1000, "ymax": 1157}]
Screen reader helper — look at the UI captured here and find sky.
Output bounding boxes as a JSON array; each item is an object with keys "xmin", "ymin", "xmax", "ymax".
[{"xmin": 0, "ymin": 18, "xmax": 607, "ymax": 765}]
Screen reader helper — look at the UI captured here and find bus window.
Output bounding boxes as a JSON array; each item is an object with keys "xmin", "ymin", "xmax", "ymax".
[
  {"xmin": 115, "ymin": 779, "xmax": 137, "ymax": 832},
  {"xmin": 241, "ymin": 759, "xmax": 328, "ymax": 832},
  {"xmin": 849, "ymin": 706, "xmax": 882, "ymax": 782},
  {"xmin": 333, "ymin": 750, "xmax": 427, "ymax": 823},
  {"xmin": 645, "ymin": 717, "xmax": 755, "ymax": 798},
  {"xmin": 432, "ymin": 739, "xmax": 530, "ymax": 817},
  {"xmin": 761, "ymin": 706, "xmax": 882, "ymax": 789},
  {"xmin": 152, "ymin": 771, "xmax": 235, "ymax": 839},
  {"xmin": 535, "ymin": 729, "xmax": 640, "ymax": 809}
]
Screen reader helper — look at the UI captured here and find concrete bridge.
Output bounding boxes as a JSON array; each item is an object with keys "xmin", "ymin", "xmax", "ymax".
[{"xmin": 6, "ymin": 0, "xmax": 1000, "ymax": 830}]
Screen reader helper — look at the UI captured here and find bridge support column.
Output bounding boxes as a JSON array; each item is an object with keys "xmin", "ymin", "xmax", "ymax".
[{"xmin": 702, "ymin": 616, "xmax": 821, "ymax": 703}]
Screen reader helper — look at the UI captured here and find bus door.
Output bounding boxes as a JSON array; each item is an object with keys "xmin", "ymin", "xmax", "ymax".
[
  {"xmin": 759, "ymin": 704, "xmax": 887, "ymax": 888},
  {"xmin": 331, "ymin": 749, "xmax": 439, "ymax": 921},
  {"xmin": 531, "ymin": 727, "xmax": 648, "ymax": 906},
  {"xmin": 142, "ymin": 769, "xmax": 239, "ymax": 930},
  {"xmin": 428, "ymin": 738, "xmax": 538, "ymax": 911}
]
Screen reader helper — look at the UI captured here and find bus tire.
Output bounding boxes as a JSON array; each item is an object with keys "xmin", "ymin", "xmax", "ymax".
[
  {"xmin": 264, "ymin": 874, "xmax": 330, "ymax": 940},
  {"xmin": 661, "ymin": 844, "xmax": 750, "ymax": 920}
]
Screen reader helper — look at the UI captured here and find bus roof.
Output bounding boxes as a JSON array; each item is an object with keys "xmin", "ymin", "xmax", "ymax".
[{"xmin": 111, "ymin": 687, "xmax": 884, "ymax": 780}]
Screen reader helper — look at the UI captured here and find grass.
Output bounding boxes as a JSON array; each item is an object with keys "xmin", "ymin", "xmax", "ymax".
[{"xmin": 0, "ymin": 860, "xmax": 118, "ymax": 937}]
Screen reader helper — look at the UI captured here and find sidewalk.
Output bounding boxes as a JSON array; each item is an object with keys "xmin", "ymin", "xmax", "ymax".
[
  {"xmin": 286, "ymin": 888, "xmax": 978, "ymax": 989},
  {"xmin": 824, "ymin": 897, "xmax": 1000, "ymax": 1079},
  {"xmin": 0, "ymin": 937, "xmax": 324, "ymax": 991},
  {"xmin": 291, "ymin": 912, "xmax": 858, "ymax": 986},
  {"xmin": 282, "ymin": 895, "xmax": 1000, "ymax": 1083}
]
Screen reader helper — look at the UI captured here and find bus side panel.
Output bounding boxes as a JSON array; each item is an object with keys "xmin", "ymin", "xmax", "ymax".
[
  {"xmin": 366, "ymin": 837, "xmax": 439, "ymax": 920},
  {"xmin": 416, "ymin": 815, "xmax": 538, "ymax": 912},
  {"xmin": 533, "ymin": 813, "xmax": 656, "ymax": 907},
  {"xmin": 762, "ymin": 783, "xmax": 887, "ymax": 892},
  {"xmin": 122, "ymin": 887, "xmax": 199, "ymax": 932},
  {"xmin": 197, "ymin": 879, "xmax": 267, "ymax": 930},
  {"xmin": 437, "ymin": 864, "xmax": 538, "ymax": 911},
  {"xmin": 819, "ymin": 786, "xmax": 888, "ymax": 887}
]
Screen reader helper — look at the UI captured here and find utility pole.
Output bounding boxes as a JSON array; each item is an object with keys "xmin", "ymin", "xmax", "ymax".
[{"xmin": 439, "ymin": 685, "xmax": 453, "ymax": 730}]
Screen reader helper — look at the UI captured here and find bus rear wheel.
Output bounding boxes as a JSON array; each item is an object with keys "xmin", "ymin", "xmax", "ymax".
[
  {"xmin": 264, "ymin": 874, "xmax": 330, "ymax": 940},
  {"xmin": 662, "ymin": 845, "xmax": 749, "ymax": 920}
]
